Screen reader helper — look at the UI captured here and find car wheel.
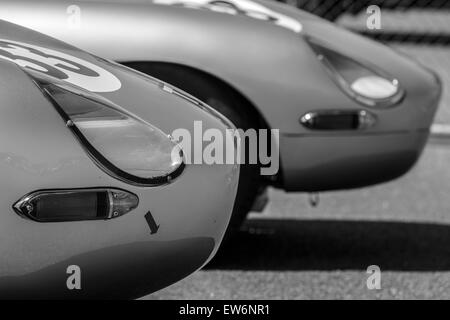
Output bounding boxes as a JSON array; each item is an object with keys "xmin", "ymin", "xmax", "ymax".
[{"xmin": 130, "ymin": 63, "xmax": 262, "ymax": 232}]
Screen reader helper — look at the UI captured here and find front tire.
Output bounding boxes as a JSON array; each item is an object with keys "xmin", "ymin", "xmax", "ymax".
[{"xmin": 129, "ymin": 64, "xmax": 261, "ymax": 232}]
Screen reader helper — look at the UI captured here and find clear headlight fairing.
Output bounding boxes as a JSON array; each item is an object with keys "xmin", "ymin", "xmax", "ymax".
[
  {"xmin": 28, "ymin": 71, "xmax": 184, "ymax": 186},
  {"xmin": 350, "ymin": 76, "xmax": 399, "ymax": 100},
  {"xmin": 306, "ymin": 37, "xmax": 404, "ymax": 108}
]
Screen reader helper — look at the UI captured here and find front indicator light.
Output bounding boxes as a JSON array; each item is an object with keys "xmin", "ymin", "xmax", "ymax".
[
  {"xmin": 306, "ymin": 37, "xmax": 404, "ymax": 108},
  {"xmin": 13, "ymin": 188, "xmax": 139, "ymax": 222},
  {"xmin": 28, "ymin": 71, "xmax": 184, "ymax": 186},
  {"xmin": 300, "ymin": 109, "xmax": 376, "ymax": 131}
]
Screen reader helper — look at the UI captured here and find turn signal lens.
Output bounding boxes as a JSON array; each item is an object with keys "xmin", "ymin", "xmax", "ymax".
[
  {"xmin": 13, "ymin": 188, "xmax": 139, "ymax": 222},
  {"xmin": 300, "ymin": 109, "xmax": 376, "ymax": 131}
]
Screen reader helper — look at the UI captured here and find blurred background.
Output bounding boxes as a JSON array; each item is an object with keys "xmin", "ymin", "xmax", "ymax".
[
  {"xmin": 147, "ymin": 0, "xmax": 450, "ymax": 300},
  {"xmin": 278, "ymin": 0, "xmax": 450, "ymax": 124}
]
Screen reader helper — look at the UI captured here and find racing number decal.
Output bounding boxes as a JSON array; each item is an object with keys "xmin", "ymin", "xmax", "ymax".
[{"xmin": 0, "ymin": 39, "xmax": 121, "ymax": 93}]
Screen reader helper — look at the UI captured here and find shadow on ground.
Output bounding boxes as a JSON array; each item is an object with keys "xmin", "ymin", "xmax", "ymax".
[{"xmin": 206, "ymin": 219, "xmax": 450, "ymax": 272}]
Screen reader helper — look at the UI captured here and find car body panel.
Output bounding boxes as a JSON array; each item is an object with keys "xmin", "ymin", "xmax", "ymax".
[
  {"xmin": 0, "ymin": 20, "xmax": 239, "ymax": 299},
  {"xmin": 0, "ymin": 0, "xmax": 441, "ymax": 191}
]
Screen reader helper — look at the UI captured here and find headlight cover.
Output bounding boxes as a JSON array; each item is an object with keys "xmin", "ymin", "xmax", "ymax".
[
  {"xmin": 306, "ymin": 36, "xmax": 404, "ymax": 108},
  {"xmin": 28, "ymin": 70, "xmax": 184, "ymax": 186}
]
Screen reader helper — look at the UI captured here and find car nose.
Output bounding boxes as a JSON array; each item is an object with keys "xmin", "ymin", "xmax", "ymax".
[{"xmin": 0, "ymin": 60, "xmax": 240, "ymax": 299}]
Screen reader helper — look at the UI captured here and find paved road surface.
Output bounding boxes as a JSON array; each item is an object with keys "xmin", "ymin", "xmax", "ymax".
[{"xmin": 146, "ymin": 141, "xmax": 450, "ymax": 299}]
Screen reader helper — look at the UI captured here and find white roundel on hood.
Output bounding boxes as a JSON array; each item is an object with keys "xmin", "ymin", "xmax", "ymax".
[
  {"xmin": 0, "ymin": 39, "xmax": 121, "ymax": 93},
  {"xmin": 153, "ymin": 0, "xmax": 302, "ymax": 33}
]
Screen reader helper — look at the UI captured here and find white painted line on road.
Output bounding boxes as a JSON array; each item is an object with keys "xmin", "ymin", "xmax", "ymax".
[{"xmin": 430, "ymin": 124, "xmax": 450, "ymax": 138}]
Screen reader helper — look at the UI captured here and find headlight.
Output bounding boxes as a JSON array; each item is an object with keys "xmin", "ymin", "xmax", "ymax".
[
  {"xmin": 27, "ymin": 70, "xmax": 184, "ymax": 186},
  {"xmin": 306, "ymin": 36, "xmax": 404, "ymax": 108}
]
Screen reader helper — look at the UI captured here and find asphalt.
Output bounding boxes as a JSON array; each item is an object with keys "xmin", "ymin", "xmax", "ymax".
[{"xmin": 144, "ymin": 137, "xmax": 450, "ymax": 299}]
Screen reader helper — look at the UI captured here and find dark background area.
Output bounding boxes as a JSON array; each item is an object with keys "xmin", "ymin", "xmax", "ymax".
[{"xmin": 278, "ymin": 0, "xmax": 450, "ymax": 44}]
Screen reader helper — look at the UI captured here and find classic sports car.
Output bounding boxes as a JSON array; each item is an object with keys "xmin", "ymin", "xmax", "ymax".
[
  {"xmin": 0, "ymin": 0, "xmax": 442, "ymax": 229},
  {"xmin": 0, "ymin": 20, "xmax": 238, "ymax": 299}
]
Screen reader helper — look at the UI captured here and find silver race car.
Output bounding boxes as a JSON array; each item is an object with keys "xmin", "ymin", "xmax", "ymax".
[
  {"xmin": 0, "ymin": 20, "xmax": 238, "ymax": 299},
  {"xmin": 0, "ymin": 0, "xmax": 442, "ymax": 229}
]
